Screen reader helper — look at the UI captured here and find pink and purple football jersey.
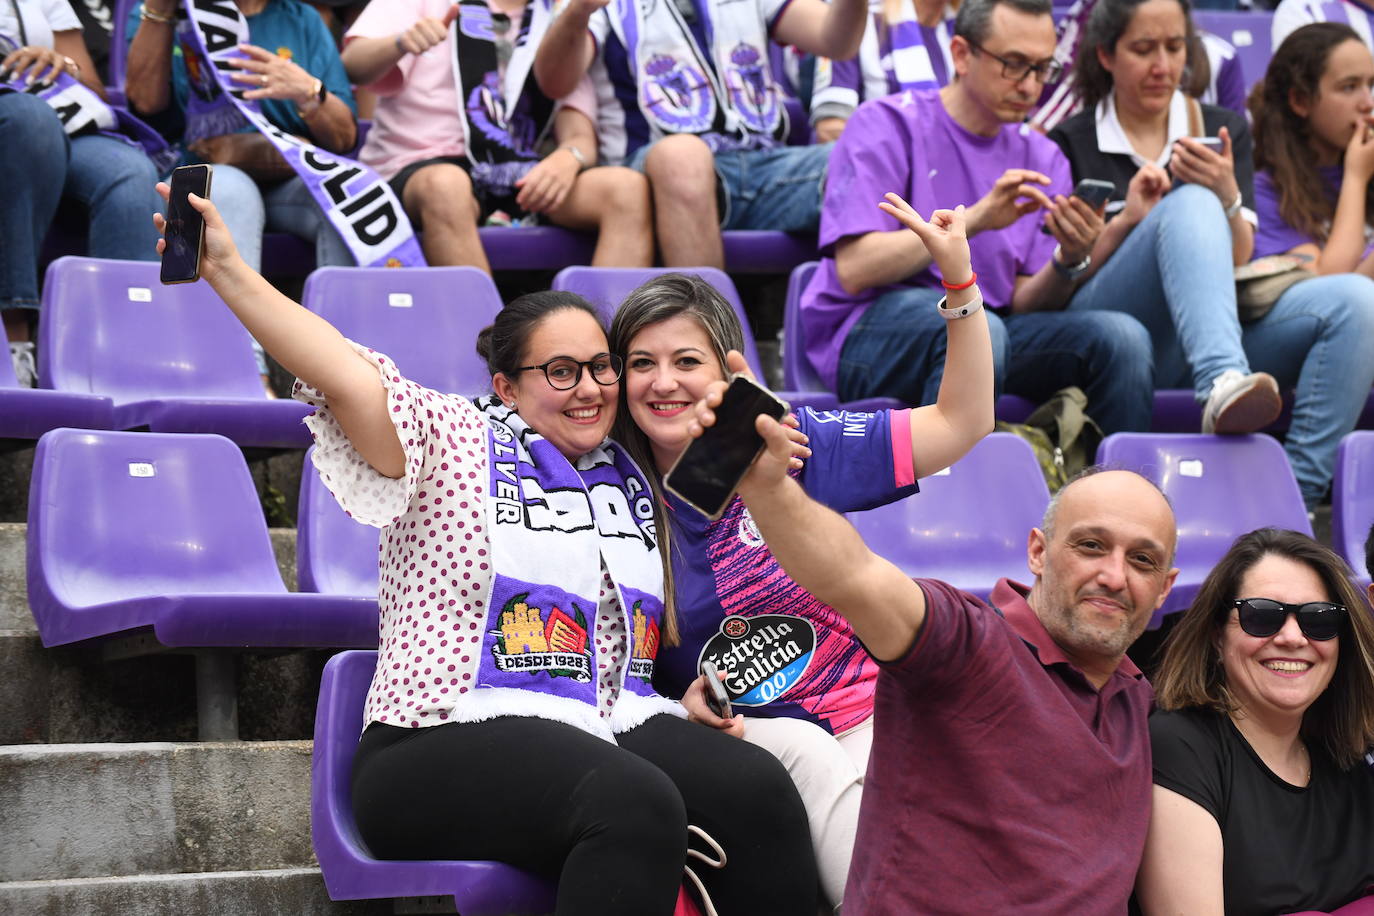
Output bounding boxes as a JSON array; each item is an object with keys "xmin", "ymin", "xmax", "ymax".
[{"xmin": 655, "ymin": 407, "xmax": 918, "ymax": 734}]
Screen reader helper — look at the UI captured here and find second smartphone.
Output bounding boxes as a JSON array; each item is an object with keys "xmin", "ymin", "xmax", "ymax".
[{"xmin": 664, "ymin": 374, "xmax": 788, "ymax": 520}]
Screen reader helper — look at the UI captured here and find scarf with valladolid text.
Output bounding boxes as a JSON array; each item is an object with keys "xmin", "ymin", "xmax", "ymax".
[
  {"xmin": 0, "ymin": 31, "xmax": 175, "ymax": 171},
  {"xmin": 476, "ymin": 396, "xmax": 667, "ymax": 712},
  {"xmin": 177, "ymin": 0, "xmax": 424, "ymax": 266}
]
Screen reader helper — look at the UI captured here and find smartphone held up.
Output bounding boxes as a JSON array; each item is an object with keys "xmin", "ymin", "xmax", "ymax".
[
  {"xmin": 664, "ymin": 374, "xmax": 788, "ymax": 520},
  {"xmin": 161, "ymin": 164, "xmax": 213, "ymax": 285}
]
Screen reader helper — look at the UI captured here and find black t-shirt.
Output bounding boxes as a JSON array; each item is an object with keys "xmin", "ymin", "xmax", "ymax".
[
  {"xmin": 1047, "ymin": 101, "xmax": 1256, "ymax": 221},
  {"xmin": 1150, "ymin": 707, "xmax": 1374, "ymax": 915}
]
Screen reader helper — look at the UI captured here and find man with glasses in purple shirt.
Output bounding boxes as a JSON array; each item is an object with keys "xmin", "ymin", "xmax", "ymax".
[{"xmin": 801, "ymin": 0, "xmax": 1153, "ymax": 433}]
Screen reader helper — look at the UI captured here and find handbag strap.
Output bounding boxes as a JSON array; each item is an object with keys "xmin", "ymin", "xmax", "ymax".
[{"xmin": 1186, "ymin": 95, "xmax": 1204, "ymax": 138}]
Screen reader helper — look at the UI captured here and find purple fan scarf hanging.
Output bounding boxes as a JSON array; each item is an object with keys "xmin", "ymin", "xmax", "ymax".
[
  {"xmin": 0, "ymin": 32, "xmax": 176, "ymax": 171},
  {"xmin": 477, "ymin": 396, "xmax": 667, "ymax": 710},
  {"xmin": 449, "ymin": 0, "xmax": 554, "ymax": 195},
  {"xmin": 177, "ymin": 0, "xmax": 424, "ymax": 267}
]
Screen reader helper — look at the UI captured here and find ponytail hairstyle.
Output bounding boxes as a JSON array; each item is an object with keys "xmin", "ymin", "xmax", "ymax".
[
  {"xmin": 1249, "ymin": 22, "xmax": 1374, "ymax": 244},
  {"xmin": 1072, "ymin": 0, "xmax": 1201, "ymax": 111}
]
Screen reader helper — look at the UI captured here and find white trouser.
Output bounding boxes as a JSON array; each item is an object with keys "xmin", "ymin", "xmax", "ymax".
[{"xmin": 744, "ymin": 716, "xmax": 873, "ymax": 912}]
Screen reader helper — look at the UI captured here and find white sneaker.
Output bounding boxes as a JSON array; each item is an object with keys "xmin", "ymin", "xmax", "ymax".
[
  {"xmin": 1202, "ymin": 370, "xmax": 1282, "ymax": 434},
  {"xmin": 8, "ymin": 341, "xmax": 36, "ymax": 388}
]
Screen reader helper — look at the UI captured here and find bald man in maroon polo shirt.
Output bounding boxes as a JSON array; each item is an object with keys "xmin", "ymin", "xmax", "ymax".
[{"xmin": 732, "ymin": 421, "xmax": 1179, "ymax": 913}]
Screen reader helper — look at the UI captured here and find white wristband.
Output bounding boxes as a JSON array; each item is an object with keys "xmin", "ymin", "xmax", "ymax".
[{"xmin": 936, "ymin": 290, "xmax": 984, "ymax": 320}]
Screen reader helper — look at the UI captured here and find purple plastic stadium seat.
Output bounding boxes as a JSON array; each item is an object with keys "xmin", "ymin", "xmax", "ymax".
[
  {"xmin": 38, "ymin": 257, "xmax": 313, "ymax": 448},
  {"xmin": 1096, "ymin": 433, "xmax": 1312, "ymax": 627},
  {"xmin": 26, "ymin": 428, "xmax": 378, "ymax": 649},
  {"xmin": 0, "ymin": 324, "xmax": 113, "ymax": 439},
  {"xmin": 262, "ymin": 229, "xmax": 819, "ymax": 277},
  {"xmin": 1332, "ymin": 431, "xmax": 1374, "ymax": 589},
  {"xmin": 1192, "ymin": 11, "xmax": 1272, "ymax": 93},
  {"xmin": 313, "ymin": 650, "xmax": 556, "ymax": 912},
  {"xmin": 298, "ymin": 446, "xmax": 381, "ymax": 597},
  {"xmin": 302, "ymin": 266, "xmax": 502, "ymax": 399},
  {"xmin": 847, "ymin": 433, "xmax": 1050, "ymax": 599},
  {"xmin": 553, "ymin": 265, "xmax": 835, "ymax": 409}
]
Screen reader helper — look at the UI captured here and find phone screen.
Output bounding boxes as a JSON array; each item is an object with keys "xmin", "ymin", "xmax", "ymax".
[
  {"xmin": 161, "ymin": 165, "xmax": 212, "ymax": 284},
  {"xmin": 664, "ymin": 376, "xmax": 787, "ymax": 519},
  {"xmin": 1072, "ymin": 178, "xmax": 1115, "ymax": 210}
]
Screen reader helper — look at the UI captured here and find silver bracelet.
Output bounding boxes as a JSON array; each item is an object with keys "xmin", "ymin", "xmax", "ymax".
[
  {"xmin": 1224, "ymin": 193, "xmax": 1243, "ymax": 220},
  {"xmin": 936, "ymin": 290, "xmax": 984, "ymax": 320}
]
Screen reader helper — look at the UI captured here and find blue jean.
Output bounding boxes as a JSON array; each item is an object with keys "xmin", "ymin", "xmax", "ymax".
[
  {"xmin": 0, "ymin": 92, "xmax": 64, "ymax": 310},
  {"xmin": 1068, "ymin": 183, "xmax": 1374, "ymax": 505},
  {"xmin": 1244, "ymin": 273, "xmax": 1374, "ymax": 507},
  {"xmin": 204, "ymin": 163, "xmax": 354, "ymax": 272},
  {"xmin": 1069, "ymin": 184, "xmax": 1247, "ymax": 398},
  {"xmin": 626, "ymin": 140, "xmax": 831, "ymax": 231},
  {"xmin": 836, "ymin": 286, "xmax": 1154, "ymax": 435},
  {"xmin": 200, "ymin": 163, "xmax": 353, "ymax": 373},
  {"xmin": 1, "ymin": 92, "xmax": 161, "ymax": 311}
]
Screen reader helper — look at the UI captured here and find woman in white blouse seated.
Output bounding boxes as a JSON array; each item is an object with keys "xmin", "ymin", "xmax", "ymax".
[{"xmin": 148, "ymin": 183, "xmax": 818, "ymax": 916}]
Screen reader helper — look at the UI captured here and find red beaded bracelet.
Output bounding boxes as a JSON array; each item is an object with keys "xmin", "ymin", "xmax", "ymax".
[{"xmin": 941, "ymin": 271, "xmax": 977, "ymax": 291}]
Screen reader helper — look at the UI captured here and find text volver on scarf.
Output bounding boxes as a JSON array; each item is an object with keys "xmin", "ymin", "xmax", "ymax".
[
  {"xmin": 178, "ymin": 0, "xmax": 425, "ymax": 267},
  {"xmin": 0, "ymin": 33, "xmax": 177, "ymax": 172}
]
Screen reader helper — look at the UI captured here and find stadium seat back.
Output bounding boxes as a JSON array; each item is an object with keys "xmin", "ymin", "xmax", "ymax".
[
  {"xmin": 312, "ymin": 650, "xmax": 556, "ymax": 911},
  {"xmin": 782, "ymin": 261, "xmax": 824, "ymax": 393},
  {"xmin": 1333, "ymin": 431, "xmax": 1374, "ymax": 587},
  {"xmin": 26, "ymin": 430, "xmax": 285, "ymax": 634},
  {"xmin": 847, "ymin": 433, "xmax": 1050, "ymax": 598},
  {"xmin": 1096, "ymin": 433, "xmax": 1312, "ymax": 625},
  {"xmin": 303, "ymin": 266, "xmax": 502, "ymax": 399},
  {"xmin": 298, "ymin": 446, "xmax": 381, "ymax": 597},
  {"xmin": 551, "ymin": 266, "xmax": 764, "ymax": 376},
  {"xmin": 39, "ymin": 257, "xmax": 264, "ymax": 399}
]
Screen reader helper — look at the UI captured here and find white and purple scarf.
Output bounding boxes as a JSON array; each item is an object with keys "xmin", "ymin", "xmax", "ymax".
[
  {"xmin": 608, "ymin": 0, "xmax": 787, "ymax": 152},
  {"xmin": 178, "ymin": 0, "xmax": 424, "ymax": 266},
  {"xmin": 450, "ymin": 0, "xmax": 555, "ymax": 195},
  {"xmin": 0, "ymin": 32, "xmax": 175, "ymax": 171},
  {"xmin": 476, "ymin": 397, "xmax": 668, "ymax": 722}
]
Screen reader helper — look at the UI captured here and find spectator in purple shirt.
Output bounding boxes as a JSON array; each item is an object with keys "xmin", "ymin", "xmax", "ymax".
[
  {"xmin": 801, "ymin": 0, "xmax": 1154, "ymax": 435},
  {"xmin": 685, "ymin": 333, "xmax": 1181, "ymax": 913}
]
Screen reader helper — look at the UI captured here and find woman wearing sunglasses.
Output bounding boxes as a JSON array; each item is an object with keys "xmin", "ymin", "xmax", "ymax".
[{"xmin": 1137, "ymin": 527, "xmax": 1374, "ymax": 915}]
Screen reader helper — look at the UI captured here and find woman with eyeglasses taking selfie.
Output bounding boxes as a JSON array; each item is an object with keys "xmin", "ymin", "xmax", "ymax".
[
  {"xmin": 1137, "ymin": 527, "xmax": 1374, "ymax": 915},
  {"xmin": 150, "ymin": 187, "xmax": 817, "ymax": 916}
]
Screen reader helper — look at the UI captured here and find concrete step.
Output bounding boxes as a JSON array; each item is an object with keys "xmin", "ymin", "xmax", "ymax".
[
  {"xmin": 0, "ymin": 867, "xmax": 392, "ymax": 915},
  {"xmin": 0, "ymin": 521, "xmax": 327, "ymax": 745},
  {"xmin": 1, "ymin": 741, "xmax": 317, "ymax": 882},
  {"xmin": 0, "ymin": 630, "xmax": 335, "ymax": 745}
]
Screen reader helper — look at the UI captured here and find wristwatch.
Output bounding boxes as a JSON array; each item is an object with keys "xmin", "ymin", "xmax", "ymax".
[{"xmin": 1052, "ymin": 244, "xmax": 1092, "ymax": 280}]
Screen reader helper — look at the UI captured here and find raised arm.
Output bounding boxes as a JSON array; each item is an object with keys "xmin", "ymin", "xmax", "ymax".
[
  {"xmin": 837, "ymin": 168, "xmax": 1055, "ymax": 297},
  {"xmin": 876, "ymin": 195, "xmax": 994, "ymax": 477},
  {"xmin": 153, "ymin": 184, "xmax": 405, "ymax": 477},
  {"xmin": 770, "ymin": 0, "xmax": 868, "ymax": 61},
  {"xmin": 703, "ymin": 360, "xmax": 928, "ymax": 661},
  {"xmin": 342, "ymin": 5, "xmax": 458, "ymax": 88},
  {"xmin": 534, "ymin": 0, "xmax": 601, "ymax": 101},
  {"xmin": 1135, "ymin": 785, "xmax": 1226, "ymax": 916}
]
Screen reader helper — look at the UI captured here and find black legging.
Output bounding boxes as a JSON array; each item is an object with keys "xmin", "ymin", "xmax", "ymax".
[{"xmin": 352, "ymin": 713, "xmax": 818, "ymax": 916}]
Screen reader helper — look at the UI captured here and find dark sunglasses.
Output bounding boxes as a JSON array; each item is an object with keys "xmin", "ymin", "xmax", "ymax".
[{"xmin": 1230, "ymin": 598, "xmax": 1347, "ymax": 641}]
